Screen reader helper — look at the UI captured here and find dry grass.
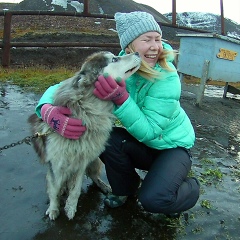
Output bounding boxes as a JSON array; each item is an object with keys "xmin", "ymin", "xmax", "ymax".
[
  {"xmin": 1, "ymin": 67, "xmax": 239, "ymax": 95},
  {"xmin": 0, "ymin": 15, "xmax": 117, "ymax": 39},
  {"xmin": 0, "ymin": 66, "xmax": 75, "ymax": 93}
]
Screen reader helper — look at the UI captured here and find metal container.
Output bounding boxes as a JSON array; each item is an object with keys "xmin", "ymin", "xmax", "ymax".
[{"xmin": 177, "ymin": 33, "xmax": 240, "ymax": 105}]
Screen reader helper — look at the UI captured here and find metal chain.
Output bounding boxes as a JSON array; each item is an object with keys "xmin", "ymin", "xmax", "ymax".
[{"xmin": 0, "ymin": 131, "xmax": 52, "ymax": 153}]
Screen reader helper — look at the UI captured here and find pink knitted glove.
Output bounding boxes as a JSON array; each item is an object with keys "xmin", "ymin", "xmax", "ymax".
[
  {"xmin": 93, "ymin": 73, "xmax": 129, "ymax": 105},
  {"xmin": 41, "ymin": 104, "xmax": 86, "ymax": 139}
]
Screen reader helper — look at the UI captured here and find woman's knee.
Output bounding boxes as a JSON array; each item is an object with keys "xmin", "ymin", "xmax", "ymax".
[
  {"xmin": 138, "ymin": 177, "xmax": 200, "ymax": 214},
  {"xmin": 138, "ymin": 190, "xmax": 173, "ymax": 213}
]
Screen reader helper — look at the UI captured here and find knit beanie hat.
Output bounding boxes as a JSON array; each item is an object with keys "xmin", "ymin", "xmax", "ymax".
[{"xmin": 115, "ymin": 11, "xmax": 162, "ymax": 50}]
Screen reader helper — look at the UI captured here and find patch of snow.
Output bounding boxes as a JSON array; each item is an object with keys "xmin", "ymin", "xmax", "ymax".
[
  {"xmin": 69, "ymin": 1, "xmax": 83, "ymax": 13},
  {"xmin": 99, "ymin": 7, "xmax": 104, "ymax": 14},
  {"xmin": 164, "ymin": 12, "xmax": 240, "ymax": 39},
  {"xmin": 108, "ymin": 28, "xmax": 117, "ymax": 33},
  {"xmin": 227, "ymin": 31, "xmax": 240, "ymax": 40},
  {"xmin": 52, "ymin": 0, "xmax": 67, "ymax": 9},
  {"xmin": 51, "ymin": 0, "xmax": 83, "ymax": 12}
]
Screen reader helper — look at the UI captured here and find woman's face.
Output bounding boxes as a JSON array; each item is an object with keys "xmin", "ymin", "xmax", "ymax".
[{"xmin": 129, "ymin": 32, "xmax": 163, "ymax": 67}]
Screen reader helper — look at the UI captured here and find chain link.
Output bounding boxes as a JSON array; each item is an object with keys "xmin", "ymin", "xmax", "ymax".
[{"xmin": 0, "ymin": 131, "xmax": 52, "ymax": 153}]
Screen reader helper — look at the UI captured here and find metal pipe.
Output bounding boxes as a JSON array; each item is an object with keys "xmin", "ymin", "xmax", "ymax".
[
  {"xmin": 0, "ymin": 10, "xmax": 215, "ymax": 67},
  {"xmin": 172, "ymin": 0, "xmax": 177, "ymax": 25},
  {"xmin": 0, "ymin": 10, "xmax": 114, "ymax": 19},
  {"xmin": 2, "ymin": 12, "xmax": 12, "ymax": 67},
  {"xmin": 1, "ymin": 42, "xmax": 120, "ymax": 48},
  {"xmin": 220, "ymin": 0, "xmax": 225, "ymax": 35},
  {"xmin": 83, "ymin": 0, "xmax": 89, "ymax": 15}
]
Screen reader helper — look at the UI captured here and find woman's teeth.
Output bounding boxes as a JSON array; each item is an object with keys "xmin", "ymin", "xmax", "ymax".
[{"xmin": 145, "ymin": 55, "xmax": 156, "ymax": 59}]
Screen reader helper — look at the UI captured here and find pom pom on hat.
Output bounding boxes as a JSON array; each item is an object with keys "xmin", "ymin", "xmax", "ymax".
[{"xmin": 115, "ymin": 11, "xmax": 162, "ymax": 50}]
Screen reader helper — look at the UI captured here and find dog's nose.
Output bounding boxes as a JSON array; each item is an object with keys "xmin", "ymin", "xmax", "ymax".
[{"xmin": 135, "ymin": 52, "xmax": 140, "ymax": 56}]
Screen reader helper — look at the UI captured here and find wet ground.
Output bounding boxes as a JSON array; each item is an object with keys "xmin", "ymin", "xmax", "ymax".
[{"xmin": 0, "ymin": 83, "xmax": 240, "ymax": 240}]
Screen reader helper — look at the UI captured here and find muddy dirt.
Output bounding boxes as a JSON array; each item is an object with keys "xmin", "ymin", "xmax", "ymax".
[{"xmin": 0, "ymin": 82, "xmax": 240, "ymax": 240}]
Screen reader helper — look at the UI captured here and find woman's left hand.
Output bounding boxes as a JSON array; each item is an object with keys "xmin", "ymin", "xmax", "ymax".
[{"xmin": 93, "ymin": 73, "xmax": 129, "ymax": 105}]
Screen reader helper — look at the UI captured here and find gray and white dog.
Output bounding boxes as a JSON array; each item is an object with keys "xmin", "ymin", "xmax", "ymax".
[{"xmin": 28, "ymin": 51, "xmax": 141, "ymax": 220}]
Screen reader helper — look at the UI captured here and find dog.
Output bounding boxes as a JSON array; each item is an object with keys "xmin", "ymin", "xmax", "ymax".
[{"xmin": 28, "ymin": 51, "xmax": 141, "ymax": 220}]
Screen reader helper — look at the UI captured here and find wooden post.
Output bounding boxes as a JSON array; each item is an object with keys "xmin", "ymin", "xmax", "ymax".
[
  {"xmin": 196, "ymin": 60, "xmax": 210, "ymax": 107},
  {"xmin": 2, "ymin": 12, "xmax": 12, "ymax": 67}
]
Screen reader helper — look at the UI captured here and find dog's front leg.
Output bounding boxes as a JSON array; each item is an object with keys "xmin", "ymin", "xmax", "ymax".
[
  {"xmin": 45, "ymin": 168, "xmax": 63, "ymax": 220},
  {"xmin": 64, "ymin": 166, "xmax": 86, "ymax": 220}
]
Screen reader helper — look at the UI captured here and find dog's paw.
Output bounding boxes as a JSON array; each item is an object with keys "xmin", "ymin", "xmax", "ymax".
[
  {"xmin": 64, "ymin": 203, "xmax": 77, "ymax": 220},
  {"xmin": 46, "ymin": 207, "xmax": 60, "ymax": 220},
  {"xmin": 95, "ymin": 178, "xmax": 112, "ymax": 194},
  {"xmin": 100, "ymin": 184, "xmax": 112, "ymax": 194}
]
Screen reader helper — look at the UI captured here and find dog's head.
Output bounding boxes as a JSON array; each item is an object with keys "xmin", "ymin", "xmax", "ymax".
[
  {"xmin": 78, "ymin": 51, "xmax": 141, "ymax": 84},
  {"xmin": 102, "ymin": 52, "xmax": 141, "ymax": 80}
]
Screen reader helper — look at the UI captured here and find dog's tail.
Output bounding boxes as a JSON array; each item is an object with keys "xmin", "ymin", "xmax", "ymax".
[{"xmin": 28, "ymin": 114, "xmax": 47, "ymax": 163}]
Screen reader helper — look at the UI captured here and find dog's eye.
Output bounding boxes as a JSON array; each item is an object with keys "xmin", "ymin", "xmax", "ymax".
[{"xmin": 112, "ymin": 57, "xmax": 119, "ymax": 63}]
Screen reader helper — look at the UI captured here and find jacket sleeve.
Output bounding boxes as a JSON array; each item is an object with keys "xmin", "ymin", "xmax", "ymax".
[
  {"xmin": 35, "ymin": 83, "xmax": 61, "ymax": 118},
  {"xmin": 114, "ymin": 66, "xmax": 181, "ymax": 143}
]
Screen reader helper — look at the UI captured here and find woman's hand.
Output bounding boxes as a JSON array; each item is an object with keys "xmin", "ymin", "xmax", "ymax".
[
  {"xmin": 93, "ymin": 73, "xmax": 129, "ymax": 105},
  {"xmin": 41, "ymin": 104, "xmax": 87, "ymax": 139}
]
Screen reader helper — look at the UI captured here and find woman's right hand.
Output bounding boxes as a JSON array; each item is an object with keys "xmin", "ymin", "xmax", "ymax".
[{"xmin": 40, "ymin": 104, "xmax": 86, "ymax": 139}]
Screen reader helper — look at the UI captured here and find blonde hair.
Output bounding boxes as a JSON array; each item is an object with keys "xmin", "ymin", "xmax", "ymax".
[{"xmin": 127, "ymin": 43, "xmax": 177, "ymax": 80}]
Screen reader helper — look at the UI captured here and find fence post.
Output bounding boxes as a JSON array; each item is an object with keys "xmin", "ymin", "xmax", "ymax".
[{"xmin": 2, "ymin": 12, "xmax": 12, "ymax": 67}]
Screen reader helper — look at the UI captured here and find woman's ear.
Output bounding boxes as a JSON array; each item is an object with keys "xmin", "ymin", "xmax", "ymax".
[{"xmin": 125, "ymin": 48, "xmax": 131, "ymax": 54}]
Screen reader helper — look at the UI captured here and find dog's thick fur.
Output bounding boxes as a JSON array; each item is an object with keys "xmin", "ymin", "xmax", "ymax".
[{"xmin": 28, "ymin": 51, "xmax": 141, "ymax": 220}]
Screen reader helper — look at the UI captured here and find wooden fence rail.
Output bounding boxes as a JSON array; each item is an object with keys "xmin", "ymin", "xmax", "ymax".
[{"xmin": 0, "ymin": 9, "xmax": 210, "ymax": 68}]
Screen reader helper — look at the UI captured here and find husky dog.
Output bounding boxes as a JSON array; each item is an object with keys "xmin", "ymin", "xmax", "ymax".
[{"xmin": 28, "ymin": 51, "xmax": 141, "ymax": 220}]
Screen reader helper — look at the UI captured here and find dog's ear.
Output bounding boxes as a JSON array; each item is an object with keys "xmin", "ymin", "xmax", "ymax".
[
  {"xmin": 72, "ymin": 71, "xmax": 85, "ymax": 88},
  {"xmin": 79, "ymin": 70, "xmax": 86, "ymax": 76}
]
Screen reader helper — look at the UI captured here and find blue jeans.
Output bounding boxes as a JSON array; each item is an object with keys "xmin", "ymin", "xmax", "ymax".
[{"xmin": 100, "ymin": 127, "xmax": 200, "ymax": 214}]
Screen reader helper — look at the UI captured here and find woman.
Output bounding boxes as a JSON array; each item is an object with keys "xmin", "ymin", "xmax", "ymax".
[{"xmin": 36, "ymin": 11, "xmax": 200, "ymax": 217}]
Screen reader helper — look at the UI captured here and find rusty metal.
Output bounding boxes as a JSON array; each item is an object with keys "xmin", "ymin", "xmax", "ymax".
[
  {"xmin": 0, "ymin": 42, "xmax": 120, "ymax": 48},
  {"xmin": 172, "ymin": 0, "xmax": 176, "ymax": 25},
  {"xmin": 0, "ymin": 134, "xmax": 36, "ymax": 152},
  {"xmin": 83, "ymin": 0, "xmax": 89, "ymax": 15},
  {"xmin": 0, "ymin": 5, "xmax": 224, "ymax": 67},
  {"xmin": 2, "ymin": 12, "xmax": 12, "ymax": 67},
  {"xmin": 0, "ymin": 131, "xmax": 52, "ymax": 153},
  {"xmin": 0, "ymin": 10, "xmax": 114, "ymax": 19},
  {"xmin": 220, "ymin": 0, "xmax": 225, "ymax": 35}
]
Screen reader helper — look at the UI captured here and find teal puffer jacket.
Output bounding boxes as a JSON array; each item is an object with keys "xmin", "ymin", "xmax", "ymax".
[
  {"xmin": 36, "ymin": 44, "xmax": 195, "ymax": 150},
  {"xmin": 113, "ymin": 62, "xmax": 195, "ymax": 150}
]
